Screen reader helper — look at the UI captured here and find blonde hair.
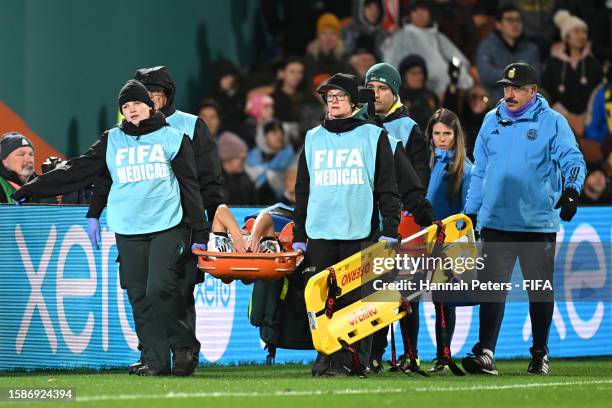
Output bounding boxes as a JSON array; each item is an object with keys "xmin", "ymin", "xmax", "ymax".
[{"xmin": 425, "ymin": 108, "xmax": 467, "ymax": 203}]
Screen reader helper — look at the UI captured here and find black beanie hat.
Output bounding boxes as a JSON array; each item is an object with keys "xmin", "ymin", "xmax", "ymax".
[
  {"xmin": 0, "ymin": 132, "xmax": 34, "ymax": 160},
  {"xmin": 118, "ymin": 80, "xmax": 155, "ymax": 112},
  {"xmin": 316, "ymin": 73, "xmax": 359, "ymax": 104}
]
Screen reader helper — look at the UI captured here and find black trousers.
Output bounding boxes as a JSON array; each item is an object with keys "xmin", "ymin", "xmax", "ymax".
[
  {"xmin": 307, "ymin": 237, "xmax": 375, "ymax": 366},
  {"xmin": 476, "ymin": 228, "xmax": 556, "ymax": 353},
  {"xmin": 116, "ymin": 225, "xmax": 200, "ymax": 371}
]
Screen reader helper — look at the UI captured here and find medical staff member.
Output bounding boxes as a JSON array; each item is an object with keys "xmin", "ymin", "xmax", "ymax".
[
  {"xmin": 293, "ymin": 73, "xmax": 400, "ymax": 376},
  {"xmin": 461, "ymin": 63, "xmax": 585, "ymax": 376},
  {"xmin": 14, "ymin": 80, "xmax": 209, "ymax": 377}
]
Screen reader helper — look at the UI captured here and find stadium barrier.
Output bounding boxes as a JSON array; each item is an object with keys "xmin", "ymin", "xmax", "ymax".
[{"xmin": 0, "ymin": 205, "xmax": 610, "ymax": 370}]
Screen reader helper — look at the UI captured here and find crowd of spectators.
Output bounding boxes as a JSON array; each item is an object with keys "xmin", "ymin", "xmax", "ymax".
[{"xmin": 2, "ymin": 0, "xmax": 611, "ymax": 206}]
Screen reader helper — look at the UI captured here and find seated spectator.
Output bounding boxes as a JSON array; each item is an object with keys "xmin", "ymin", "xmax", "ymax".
[
  {"xmin": 584, "ymin": 53, "xmax": 612, "ymax": 143},
  {"xmin": 580, "ymin": 164, "xmax": 612, "ymax": 205},
  {"xmin": 245, "ymin": 94, "xmax": 275, "ymax": 149},
  {"xmin": 305, "ymin": 13, "xmax": 350, "ymax": 81},
  {"xmin": 208, "ymin": 58, "xmax": 247, "ymax": 137},
  {"xmin": 348, "ymin": 45, "xmax": 378, "ymax": 84},
  {"xmin": 503, "ymin": 0, "xmax": 557, "ymax": 58},
  {"xmin": 218, "ymin": 131, "xmax": 256, "ymax": 205},
  {"xmin": 381, "ymin": 0, "xmax": 474, "ymax": 98},
  {"xmin": 542, "ymin": 10, "xmax": 603, "ymax": 138},
  {"xmin": 342, "ymin": 0, "xmax": 388, "ymax": 58},
  {"xmin": 245, "ymin": 120, "xmax": 296, "ymax": 205},
  {"xmin": 429, "ymin": 0, "xmax": 479, "ymax": 63},
  {"xmin": 476, "ymin": 5, "xmax": 541, "ymax": 104},
  {"xmin": 197, "ymin": 99, "xmax": 222, "ymax": 138},
  {"xmin": 398, "ymin": 54, "xmax": 440, "ymax": 129},
  {"xmin": 272, "ymin": 57, "xmax": 306, "ymax": 145},
  {"xmin": 460, "ymin": 86, "xmax": 493, "ymax": 161},
  {"xmin": 0, "ymin": 132, "xmax": 36, "ymax": 204}
]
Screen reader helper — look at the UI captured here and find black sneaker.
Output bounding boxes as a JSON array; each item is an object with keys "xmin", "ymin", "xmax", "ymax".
[
  {"xmin": 461, "ymin": 347, "xmax": 498, "ymax": 375},
  {"xmin": 527, "ymin": 347, "xmax": 549, "ymax": 374},
  {"xmin": 172, "ymin": 347, "xmax": 199, "ymax": 376},
  {"xmin": 325, "ymin": 350, "xmax": 354, "ymax": 377},
  {"xmin": 128, "ymin": 359, "xmax": 145, "ymax": 375},
  {"xmin": 135, "ymin": 364, "xmax": 170, "ymax": 376},
  {"xmin": 311, "ymin": 353, "xmax": 330, "ymax": 377}
]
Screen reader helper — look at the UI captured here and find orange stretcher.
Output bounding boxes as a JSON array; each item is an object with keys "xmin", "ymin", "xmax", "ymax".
[{"xmin": 192, "ymin": 220, "xmax": 300, "ymax": 282}]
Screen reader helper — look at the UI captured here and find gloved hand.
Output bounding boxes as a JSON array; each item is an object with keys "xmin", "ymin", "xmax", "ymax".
[
  {"xmin": 378, "ymin": 235, "xmax": 398, "ymax": 245},
  {"xmin": 555, "ymin": 188, "xmax": 579, "ymax": 221},
  {"xmin": 191, "ymin": 243, "xmax": 207, "ymax": 252},
  {"xmin": 412, "ymin": 199, "xmax": 435, "ymax": 227},
  {"xmin": 14, "ymin": 198, "xmax": 27, "ymax": 206},
  {"xmin": 87, "ymin": 218, "xmax": 101, "ymax": 250},
  {"xmin": 292, "ymin": 242, "xmax": 307, "ymax": 253},
  {"xmin": 466, "ymin": 213, "xmax": 477, "ymax": 229}
]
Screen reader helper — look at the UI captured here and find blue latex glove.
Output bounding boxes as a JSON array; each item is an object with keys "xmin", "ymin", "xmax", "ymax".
[
  {"xmin": 292, "ymin": 242, "xmax": 307, "ymax": 253},
  {"xmin": 87, "ymin": 218, "xmax": 101, "ymax": 250},
  {"xmin": 191, "ymin": 243, "xmax": 207, "ymax": 252},
  {"xmin": 378, "ymin": 235, "xmax": 398, "ymax": 245}
]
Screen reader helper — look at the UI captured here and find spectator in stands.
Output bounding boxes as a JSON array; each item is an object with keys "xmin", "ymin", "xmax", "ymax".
[
  {"xmin": 381, "ymin": 0, "xmax": 474, "ymax": 99},
  {"xmin": 584, "ymin": 60, "xmax": 612, "ymax": 145},
  {"xmin": 476, "ymin": 5, "xmax": 541, "ymax": 104},
  {"xmin": 218, "ymin": 131, "xmax": 256, "ymax": 205},
  {"xmin": 398, "ymin": 54, "xmax": 440, "ymax": 129},
  {"xmin": 503, "ymin": 0, "xmax": 558, "ymax": 58},
  {"xmin": 542, "ymin": 10, "xmax": 603, "ymax": 139},
  {"xmin": 272, "ymin": 57, "xmax": 306, "ymax": 145},
  {"xmin": 280, "ymin": 161, "xmax": 298, "ymax": 206},
  {"xmin": 461, "ymin": 85, "xmax": 493, "ymax": 161},
  {"xmin": 299, "ymin": 73, "xmax": 330, "ymax": 137},
  {"xmin": 197, "ymin": 99, "xmax": 222, "ymax": 138},
  {"xmin": 208, "ymin": 58, "xmax": 247, "ymax": 137},
  {"xmin": 305, "ymin": 13, "xmax": 350, "ymax": 82},
  {"xmin": 342, "ymin": 0, "xmax": 388, "ymax": 58},
  {"xmin": 0, "ymin": 132, "xmax": 35, "ymax": 204},
  {"xmin": 245, "ymin": 94, "xmax": 275, "ymax": 149},
  {"xmin": 429, "ymin": 0, "xmax": 479, "ymax": 63},
  {"xmin": 348, "ymin": 46, "xmax": 378, "ymax": 84},
  {"xmin": 246, "ymin": 119, "xmax": 295, "ymax": 204},
  {"xmin": 580, "ymin": 164, "xmax": 612, "ymax": 205}
]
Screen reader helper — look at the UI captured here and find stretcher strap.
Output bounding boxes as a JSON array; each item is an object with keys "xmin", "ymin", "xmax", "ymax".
[
  {"xmin": 325, "ymin": 267, "xmax": 340, "ymax": 319},
  {"xmin": 340, "ymin": 341, "xmax": 365, "ymax": 378}
]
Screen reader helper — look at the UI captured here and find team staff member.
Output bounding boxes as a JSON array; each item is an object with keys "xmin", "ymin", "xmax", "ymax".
[
  {"xmin": 14, "ymin": 80, "xmax": 209, "ymax": 377},
  {"xmin": 424, "ymin": 108, "xmax": 473, "ymax": 373},
  {"xmin": 365, "ymin": 63, "xmax": 430, "ymax": 188},
  {"xmin": 365, "ymin": 62, "xmax": 433, "ymax": 372},
  {"xmin": 293, "ymin": 73, "xmax": 400, "ymax": 376},
  {"xmin": 462, "ymin": 63, "xmax": 585, "ymax": 375},
  {"xmin": 86, "ymin": 66, "xmax": 223, "ymax": 373}
]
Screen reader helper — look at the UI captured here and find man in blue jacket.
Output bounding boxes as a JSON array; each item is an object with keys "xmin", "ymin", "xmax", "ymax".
[{"xmin": 462, "ymin": 63, "xmax": 585, "ymax": 376}]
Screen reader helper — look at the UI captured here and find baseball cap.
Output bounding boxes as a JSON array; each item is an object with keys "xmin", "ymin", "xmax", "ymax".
[{"xmin": 496, "ymin": 62, "xmax": 538, "ymax": 87}]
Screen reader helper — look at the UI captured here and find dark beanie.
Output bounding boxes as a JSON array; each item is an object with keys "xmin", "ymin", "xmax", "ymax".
[
  {"xmin": 316, "ymin": 73, "xmax": 359, "ymax": 103},
  {"xmin": 0, "ymin": 132, "xmax": 34, "ymax": 160},
  {"xmin": 365, "ymin": 63, "xmax": 402, "ymax": 95},
  {"xmin": 118, "ymin": 80, "xmax": 154, "ymax": 111}
]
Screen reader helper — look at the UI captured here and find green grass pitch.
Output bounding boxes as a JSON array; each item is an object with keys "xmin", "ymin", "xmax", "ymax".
[{"xmin": 1, "ymin": 358, "xmax": 611, "ymax": 407}]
